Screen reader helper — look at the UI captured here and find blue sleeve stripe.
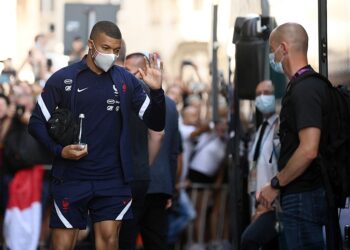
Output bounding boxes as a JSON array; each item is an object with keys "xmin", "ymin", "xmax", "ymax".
[
  {"xmin": 138, "ymin": 95, "xmax": 150, "ymax": 120},
  {"xmin": 38, "ymin": 95, "xmax": 51, "ymax": 121}
]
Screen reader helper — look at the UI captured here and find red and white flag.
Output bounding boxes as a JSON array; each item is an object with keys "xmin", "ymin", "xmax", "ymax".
[{"xmin": 3, "ymin": 165, "xmax": 44, "ymax": 250}]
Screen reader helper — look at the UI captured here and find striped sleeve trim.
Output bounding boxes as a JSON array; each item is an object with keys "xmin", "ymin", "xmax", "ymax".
[
  {"xmin": 138, "ymin": 96, "xmax": 150, "ymax": 120},
  {"xmin": 38, "ymin": 95, "xmax": 51, "ymax": 121}
]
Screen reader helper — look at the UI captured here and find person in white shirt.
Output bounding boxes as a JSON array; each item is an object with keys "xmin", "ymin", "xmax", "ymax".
[
  {"xmin": 188, "ymin": 121, "xmax": 227, "ymax": 182},
  {"xmin": 241, "ymin": 80, "xmax": 280, "ymax": 250},
  {"xmin": 178, "ymin": 105, "xmax": 200, "ymax": 182}
]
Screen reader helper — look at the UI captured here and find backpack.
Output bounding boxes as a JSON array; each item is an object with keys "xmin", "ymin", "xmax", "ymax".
[{"xmin": 294, "ymin": 72, "xmax": 350, "ymax": 208}]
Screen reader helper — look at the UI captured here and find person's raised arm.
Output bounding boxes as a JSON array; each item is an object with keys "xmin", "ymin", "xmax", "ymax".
[{"xmin": 131, "ymin": 53, "xmax": 165, "ymax": 131}]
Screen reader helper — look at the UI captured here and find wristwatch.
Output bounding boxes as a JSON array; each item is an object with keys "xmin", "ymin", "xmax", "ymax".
[{"xmin": 270, "ymin": 176, "xmax": 282, "ymax": 190}]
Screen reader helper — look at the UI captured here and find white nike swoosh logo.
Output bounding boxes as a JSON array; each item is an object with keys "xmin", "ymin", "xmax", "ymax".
[{"xmin": 77, "ymin": 87, "xmax": 88, "ymax": 93}]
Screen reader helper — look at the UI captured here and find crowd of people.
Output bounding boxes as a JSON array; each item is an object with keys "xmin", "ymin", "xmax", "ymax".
[
  {"xmin": 0, "ymin": 21, "xmax": 230, "ymax": 250},
  {"xmin": 1, "ymin": 20, "xmax": 349, "ymax": 250}
]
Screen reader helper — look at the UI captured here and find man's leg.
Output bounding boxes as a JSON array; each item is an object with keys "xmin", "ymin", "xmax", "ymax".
[
  {"xmin": 119, "ymin": 180, "xmax": 149, "ymax": 250},
  {"xmin": 241, "ymin": 210, "xmax": 278, "ymax": 250},
  {"xmin": 51, "ymin": 228, "xmax": 79, "ymax": 250},
  {"xmin": 118, "ymin": 218, "xmax": 138, "ymax": 250},
  {"xmin": 140, "ymin": 194, "xmax": 169, "ymax": 250},
  {"xmin": 49, "ymin": 179, "xmax": 91, "ymax": 250},
  {"xmin": 90, "ymin": 179, "xmax": 133, "ymax": 250},
  {"xmin": 167, "ymin": 189, "xmax": 196, "ymax": 243},
  {"xmin": 281, "ymin": 188, "xmax": 327, "ymax": 250},
  {"xmin": 94, "ymin": 220, "xmax": 121, "ymax": 250}
]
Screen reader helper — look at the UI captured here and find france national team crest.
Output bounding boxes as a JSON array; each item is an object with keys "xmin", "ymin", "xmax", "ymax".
[
  {"xmin": 122, "ymin": 83, "xmax": 127, "ymax": 93},
  {"xmin": 62, "ymin": 198, "xmax": 69, "ymax": 212}
]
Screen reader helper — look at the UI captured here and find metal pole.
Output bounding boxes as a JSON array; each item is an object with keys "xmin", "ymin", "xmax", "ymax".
[
  {"xmin": 318, "ymin": 0, "xmax": 328, "ymax": 77},
  {"xmin": 211, "ymin": 3, "xmax": 219, "ymax": 123},
  {"xmin": 230, "ymin": 75, "xmax": 241, "ymax": 250},
  {"xmin": 87, "ymin": 9, "xmax": 96, "ymax": 37},
  {"xmin": 261, "ymin": 0, "xmax": 270, "ymax": 17},
  {"xmin": 228, "ymin": 57, "xmax": 232, "ymax": 88},
  {"xmin": 227, "ymin": 56, "xmax": 237, "ymax": 249},
  {"xmin": 318, "ymin": 3, "xmax": 342, "ymax": 250}
]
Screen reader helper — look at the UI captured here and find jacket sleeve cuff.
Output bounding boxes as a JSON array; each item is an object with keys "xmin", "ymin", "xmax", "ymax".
[
  {"xmin": 54, "ymin": 144, "xmax": 63, "ymax": 157},
  {"xmin": 149, "ymin": 88, "xmax": 164, "ymax": 100}
]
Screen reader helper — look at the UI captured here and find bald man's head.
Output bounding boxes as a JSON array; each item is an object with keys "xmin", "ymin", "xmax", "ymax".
[
  {"xmin": 125, "ymin": 53, "xmax": 148, "ymax": 79},
  {"xmin": 270, "ymin": 22, "xmax": 308, "ymax": 55}
]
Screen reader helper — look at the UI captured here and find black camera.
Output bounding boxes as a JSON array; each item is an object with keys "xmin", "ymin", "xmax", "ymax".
[
  {"xmin": 16, "ymin": 105, "xmax": 25, "ymax": 117},
  {"xmin": 181, "ymin": 60, "xmax": 193, "ymax": 67}
]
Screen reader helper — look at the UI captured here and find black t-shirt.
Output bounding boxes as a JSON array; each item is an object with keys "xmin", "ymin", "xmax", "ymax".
[{"xmin": 278, "ymin": 66, "xmax": 329, "ymax": 194}]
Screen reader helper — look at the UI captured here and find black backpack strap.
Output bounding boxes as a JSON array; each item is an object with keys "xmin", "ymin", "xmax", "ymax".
[{"xmin": 288, "ymin": 71, "xmax": 332, "ymax": 91}]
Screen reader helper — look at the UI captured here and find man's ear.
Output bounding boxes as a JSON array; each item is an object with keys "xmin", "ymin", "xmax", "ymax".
[
  {"xmin": 87, "ymin": 39, "xmax": 93, "ymax": 50},
  {"xmin": 280, "ymin": 42, "xmax": 288, "ymax": 55}
]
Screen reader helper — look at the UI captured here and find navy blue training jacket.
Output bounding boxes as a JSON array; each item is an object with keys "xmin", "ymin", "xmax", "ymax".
[{"xmin": 28, "ymin": 58, "xmax": 165, "ymax": 183}]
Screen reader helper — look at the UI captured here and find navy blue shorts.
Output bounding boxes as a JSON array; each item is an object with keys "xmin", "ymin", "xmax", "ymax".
[{"xmin": 50, "ymin": 178, "xmax": 132, "ymax": 229}]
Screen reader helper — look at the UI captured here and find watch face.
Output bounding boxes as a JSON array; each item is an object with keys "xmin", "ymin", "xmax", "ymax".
[{"xmin": 271, "ymin": 176, "xmax": 280, "ymax": 189}]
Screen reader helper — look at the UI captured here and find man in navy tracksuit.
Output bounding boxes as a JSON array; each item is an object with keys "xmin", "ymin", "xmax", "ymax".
[{"xmin": 28, "ymin": 21, "xmax": 165, "ymax": 250}]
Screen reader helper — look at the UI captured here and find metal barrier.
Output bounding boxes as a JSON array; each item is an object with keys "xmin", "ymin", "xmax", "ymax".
[{"xmin": 184, "ymin": 183, "xmax": 231, "ymax": 250}]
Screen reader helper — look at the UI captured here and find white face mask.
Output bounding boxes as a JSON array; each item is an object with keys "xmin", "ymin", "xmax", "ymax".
[
  {"xmin": 255, "ymin": 94, "xmax": 276, "ymax": 114},
  {"xmin": 91, "ymin": 41, "xmax": 116, "ymax": 72}
]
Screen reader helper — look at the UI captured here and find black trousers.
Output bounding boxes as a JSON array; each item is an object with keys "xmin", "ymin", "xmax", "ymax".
[
  {"xmin": 119, "ymin": 180, "xmax": 149, "ymax": 250},
  {"xmin": 119, "ymin": 181, "xmax": 169, "ymax": 250},
  {"xmin": 241, "ymin": 210, "xmax": 279, "ymax": 250},
  {"xmin": 139, "ymin": 193, "xmax": 170, "ymax": 250}
]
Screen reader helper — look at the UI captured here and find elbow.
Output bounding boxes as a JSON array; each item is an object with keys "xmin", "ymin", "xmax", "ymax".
[
  {"xmin": 152, "ymin": 125, "xmax": 165, "ymax": 132},
  {"xmin": 305, "ymin": 148, "xmax": 318, "ymax": 161},
  {"xmin": 148, "ymin": 129, "xmax": 165, "ymax": 142}
]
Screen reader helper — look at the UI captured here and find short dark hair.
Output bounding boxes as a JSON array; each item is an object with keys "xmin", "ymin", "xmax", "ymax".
[{"xmin": 90, "ymin": 21, "xmax": 122, "ymax": 40}]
